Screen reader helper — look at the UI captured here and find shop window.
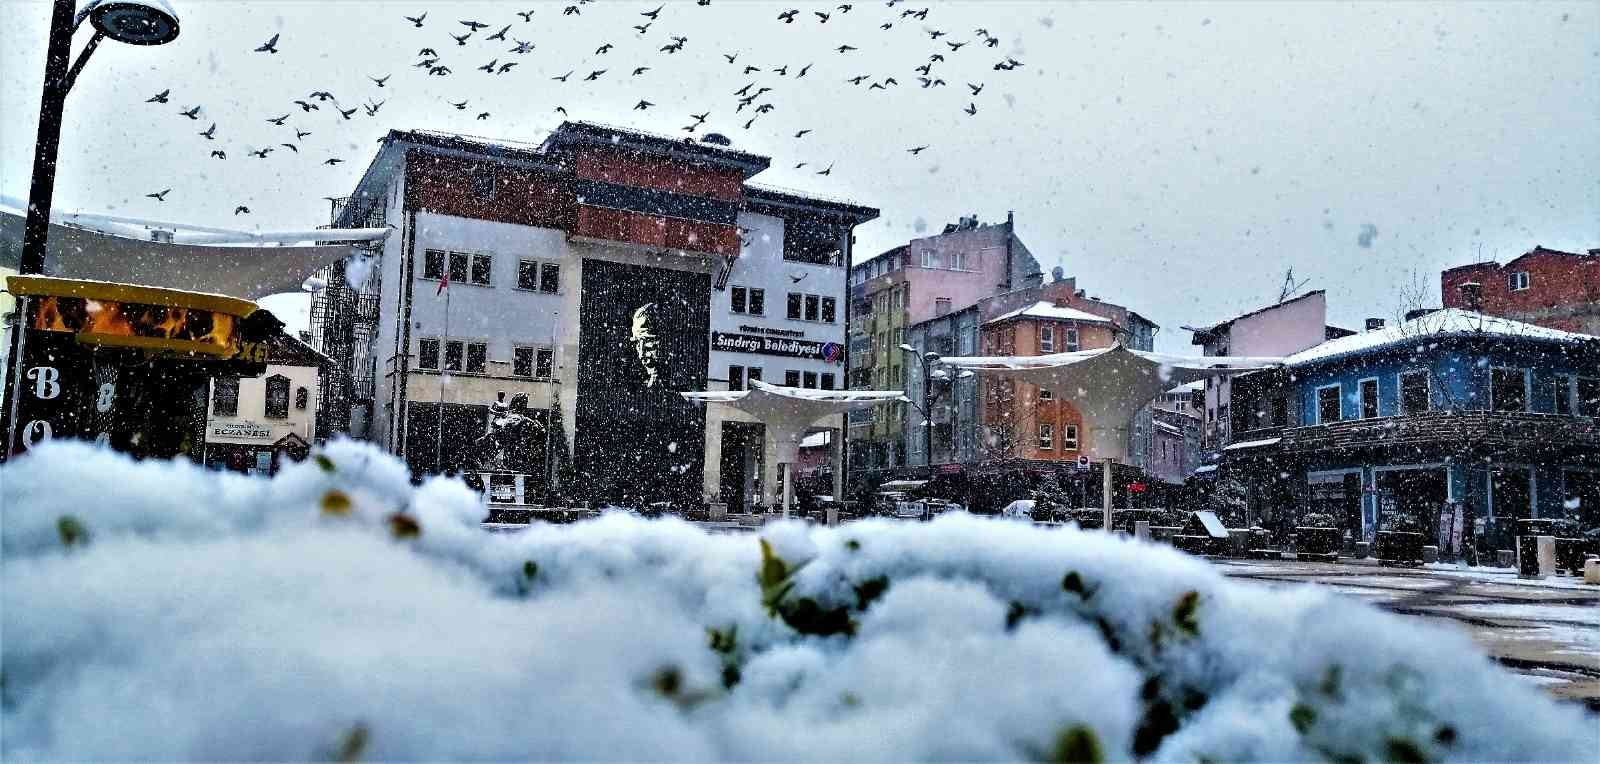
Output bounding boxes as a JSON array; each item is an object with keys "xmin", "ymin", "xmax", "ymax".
[
  {"xmin": 295, "ymin": 387, "xmax": 309, "ymax": 410},
  {"xmin": 212, "ymin": 377, "xmax": 239, "ymax": 417},
  {"xmin": 1400, "ymin": 370, "xmax": 1429, "ymax": 414},
  {"xmin": 1316, "ymin": 385, "xmax": 1341, "ymax": 423},
  {"xmin": 417, "ymin": 338, "xmax": 440, "ymax": 370},
  {"xmin": 264, "ymin": 375, "xmax": 290, "ymax": 419},
  {"xmin": 1490, "ymin": 368, "xmax": 1527, "ymax": 412}
]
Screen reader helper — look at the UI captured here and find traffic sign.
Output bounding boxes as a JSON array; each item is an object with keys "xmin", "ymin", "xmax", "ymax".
[{"xmin": 1076, "ymin": 455, "xmax": 1091, "ymax": 471}]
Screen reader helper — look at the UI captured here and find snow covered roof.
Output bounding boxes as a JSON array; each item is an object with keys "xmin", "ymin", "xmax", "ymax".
[
  {"xmin": 1223, "ymin": 437, "xmax": 1282, "ymax": 451},
  {"xmin": 984, "ymin": 301, "xmax": 1114, "ymax": 326},
  {"xmin": 1187, "ymin": 290, "xmax": 1325, "ymax": 335},
  {"xmin": 1154, "ymin": 420, "xmax": 1185, "ymax": 436},
  {"xmin": 1282, "ymin": 308, "xmax": 1595, "ymax": 367},
  {"xmin": 1168, "ymin": 380, "xmax": 1205, "ymax": 393},
  {"xmin": 798, "ymin": 431, "xmax": 830, "ymax": 449}
]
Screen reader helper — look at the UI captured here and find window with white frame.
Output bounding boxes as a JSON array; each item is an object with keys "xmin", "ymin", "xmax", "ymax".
[
  {"xmin": 1064, "ymin": 327, "xmax": 1079, "ymax": 352},
  {"xmin": 1038, "ymin": 423, "xmax": 1054, "ymax": 449},
  {"xmin": 1040, "ymin": 324, "xmax": 1055, "ymax": 353},
  {"xmin": 921, "ymin": 249, "xmax": 942, "ymax": 269},
  {"xmin": 1063, "ymin": 425, "xmax": 1079, "ymax": 450},
  {"xmin": 1508, "ymin": 271, "xmax": 1530, "ymax": 291},
  {"xmin": 1039, "ymin": 386, "xmax": 1054, "ymax": 401}
]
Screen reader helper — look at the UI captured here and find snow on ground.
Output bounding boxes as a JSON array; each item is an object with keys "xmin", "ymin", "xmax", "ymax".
[{"xmin": 2, "ymin": 440, "xmax": 1594, "ymax": 761}]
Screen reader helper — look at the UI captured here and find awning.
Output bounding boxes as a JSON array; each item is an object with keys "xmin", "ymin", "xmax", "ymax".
[
  {"xmin": 1223, "ymin": 437, "xmax": 1283, "ymax": 451},
  {"xmin": 880, "ymin": 479, "xmax": 929, "ymax": 491},
  {"xmin": 1193, "ymin": 464, "xmax": 1219, "ymax": 475}
]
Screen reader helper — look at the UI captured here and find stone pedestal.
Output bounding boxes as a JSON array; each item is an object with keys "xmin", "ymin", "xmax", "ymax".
[
  {"xmin": 1422, "ymin": 545, "xmax": 1439, "ymax": 564},
  {"xmin": 1495, "ymin": 550, "xmax": 1515, "ymax": 568},
  {"xmin": 825, "ymin": 506, "xmax": 839, "ymax": 527},
  {"xmin": 708, "ymin": 502, "xmax": 727, "ymax": 521},
  {"xmin": 1134, "ymin": 520, "xmax": 1150, "ymax": 542},
  {"xmin": 1584, "ymin": 557, "xmax": 1600, "ymax": 586},
  {"xmin": 1353, "ymin": 541, "xmax": 1370, "ymax": 559}
]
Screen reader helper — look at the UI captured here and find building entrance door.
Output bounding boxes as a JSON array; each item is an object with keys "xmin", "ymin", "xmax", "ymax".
[{"xmin": 720, "ymin": 422, "xmax": 765, "ymax": 513}]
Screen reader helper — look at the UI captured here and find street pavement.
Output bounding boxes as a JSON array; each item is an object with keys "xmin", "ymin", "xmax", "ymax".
[{"xmin": 1215, "ymin": 558, "xmax": 1600, "ymax": 710}]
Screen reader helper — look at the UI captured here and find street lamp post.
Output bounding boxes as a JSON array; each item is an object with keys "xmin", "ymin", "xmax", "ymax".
[
  {"xmin": 3, "ymin": 0, "xmax": 181, "ymax": 458},
  {"xmin": 900, "ymin": 345, "xmax": 939, "ymax": 476}
]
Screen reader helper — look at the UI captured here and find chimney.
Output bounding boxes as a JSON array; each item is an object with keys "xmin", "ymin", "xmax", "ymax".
[
  {"xmin": 1365, "ymin": 318, "xmax": 1386, "ymax": 331},
  {"xmin": 1457, "ymin": 281, "xmax": 1483, "ymax": 312}
]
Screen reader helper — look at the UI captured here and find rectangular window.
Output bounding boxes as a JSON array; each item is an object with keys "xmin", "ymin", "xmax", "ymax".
[
  {"xmin": 1039, "ymin": 387, "xmax": 1054, "ymax": 401},
  {"xmin": 423, "ymin": 250, "xmax": 446, "ymax": 280},
  {"xmin": 465, "ymin": 342, "xmax": 487, "ymax": 374},
  {"xmin": 1038, "ymin": 423, "xmax": 1054, "ymax": 450},
  {"xmin": 749, "ymin": 288, "xmax": 765, "ymax": 316},
  {"xmin": 787, "ymin": 293, "xmax": 803, "ymax": 320},
  {"xmin": 935, "ymin": 297, "xmax": 952, "ymax": 317},
  {"xmin": 469, "ymin": 254, "xmax": 492, "ymax": 285},
  {"xmin": 729, "ymin": 364, "xmax": 745, "ymax": 391},
  {"xmin": 804, "ymin": 294, "xmax": 820, "ymax": 322},
  {"xmin": 1359, "ymin": 378, "xmax": 1379, "ymax": 419},
  {"xmin": 212, "ymin": 377, "xmax": 239, "ymax": 417},
  {"xmin": 517, "ymin": 260, "xmax": 539, "ymax": 290},
  {"xmin": 1552, "ymin": 374, "xmax": 1573, "ymax": 415},
  {"xmin": 264, "ymin": 375, "xmax": 290, "ymax": 419},
  {"xmin": 1316, "ymin": 385, "xmax": 1341, "ymax": 424},
  {"xmin": 1578, "ymin": 377, "xmax": 1600, "ymax": 417},
  {"xmin": 1270, "ymin": 396, "xmax": 1288, "ymax": 427},
  {"xmin": 539, "ymin": 263, "xmax": 560, "ymax": 294},
  {"xmin": 784, "ymin": 370, "xmax": 801, "ymax": 388},
  {"xmin": 803, "ymin": 371, "xmax": 818, "ymax": 389},
  {"xmin": 1064, "ymin": 328, "xmax": 1079, "ymax": 352},
  {"xmin": 1491, "ymin": 368, "xmax": 1527, "ymax": 412},
  {"xmin": 1040, "ymin": 325, "xmax": 1055, "ymax": 353},
  {"xmin": 535, "ymin": 348, "xmax": 554, "ymax": 380},
  {"xmin": 1400, "ymin": 370, "xmax": 1429, "ymax": 414},
  {"xmin": 746, "ymin": 367, "xmax": 762, "ymax": 383},
  {"xmin": 731, "ymin": 286, "xmax": 747, "ymax": 314},
  {"xmin": 821, "ymin": 297, "xmax": 837, "ymax": 324},
  {"xmin": 417, "ymin": 338, "xmax": 440, "ymax": 370},
  {"xmin": 821, "ymin": 373, "xmax": 836, "ymax": 390},
  {"xmin": 514, "ymin": 347, "xmax": 535, "ymax": 377},
  {"xmin": 950, "ymin": 251, "xmax": 968, "ymax": 271},
  {"xmin": 443, "ymin": 340, "xmax": 464, "ymax": 372},
  {"xmin": 448, "ymin": 252, "xmax": 469, "ymax": 284},
  {"xmin": 1508, "ymin": 271, "xmax": 1530, "ymax": 291},
  {"xmin": 921, "ymin": 250, "xmax": 941, "ymax": 269},
  {"xmin": 1063, "ymin": 425, "xmax": 1079, "ymax": 450}
]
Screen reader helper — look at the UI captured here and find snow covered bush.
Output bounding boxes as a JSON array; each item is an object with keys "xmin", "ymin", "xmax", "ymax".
[{"xmin": 2, "ymin": 440, "xmax": 1592, "ymax": 761}]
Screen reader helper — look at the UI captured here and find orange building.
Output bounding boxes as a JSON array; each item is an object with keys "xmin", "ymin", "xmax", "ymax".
[{"xmin": 978, "ymin": 299, "xmax": 1123, "ymax": 463}]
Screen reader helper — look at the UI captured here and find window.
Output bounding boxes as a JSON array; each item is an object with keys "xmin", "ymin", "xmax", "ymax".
[
  {"xmin": 212, "ymin": 377, "xmax": 239, "ymax": 417},
  {"xmin": 472, "ymin": 171, "xmax": 496, "ymax": 199},
  {"xmin": 1063, "ymin": 425, "xmax": 1079, "ymax": 450},
  {"xmin": 1316, "ymin": 385, "xmax": 1341, "ymax": 424},
  {"xmin": 746, "ymin": 367, "xmax": 763, "ymax": 384},
  {"xmin": 1578, "ymin": 377, "xmax": 1600, "ymax": 417},
  {"xmin": 784, "ymin": 370, "xmax": 801, "ymax": 387},
  {"xmin": 787, "ymin": 293, "xmax": 803, "ymax": 320},
  {"xmin": 423, "ymin": 249, "xmax": 446, "ymax": 280},
  {"xmin": 514, "ymin": 347, "xmax": 536, "ymax": 377},
  {"xmin": 729, "ymin": 364, "xmax": 745, "ymax": 390},
  {"xmin": 1270, "ymin": 396, "xmax": 1288, "ymax": 427},
  {"xmin": 1400, "ymin": 370, "xmax": 1429, "ymax": 414},
  {"xmin": 950, "ymin": 251, "xmax": 968, "ymax": 271},
  {"xmin": 921, "ymin": 249, "xmax": 941, "ymax": 269},
  {"xmin": 1063, "ymin": 327, "xmax": 1079, "ymax": 352},
  {"xmin": 1359, "ymin": 378, "xmax": 1379, "ymax": 419},
  {"xmin": 1490, "ymin": 368, "xmax": 1527, "ymax": 412},
  {"xmin": 934, "ymin": 297, "xmax": 952, "ymax": 317},
  {"xmin": 1551, "ymin": 374, "xmax": 1573, "ymax": 415},
  {"xmin": 821, "ymin": 373, "xmax": 836, "ymax": 390},
  {"xmin": 516, "ymin": 259, "xmax": 560, "ymax": 294},
  {"xmin": 803, "ymin": 371, "xmax": 818, "ymax": 389},
  {"xmin": 535, "ymin": 348, "xmax": 554, "ymax": 379},
  {"xmin": 443, "ymin": 340, "xmax": 464, "ymax": 372},
  {"xmin": 1508, "ymin": 271, "xmax": 1530, "ymax": 291},
  {"xmin": 465, "ymin": 342, "xmax": 487, "ymax": 374},
  {"xmin": 1040, "ymin": 325, "xmax": 1055, "ymax": 353},
  {"xmin": 804, "ymin": 294, "xmax": 820, "ymax": 321},
  {"xmin": 539, "ymin": 263, "xmax": 560, "ymax": 293},
  {"xmin": 821, "ymin": 297, "xmax": 837, "ymax": 324},
  {"xmin": 264, "ymin": 375, "xmax": 290, "ymax": 419},
  {"xmin": 731, "ymin": 286, "xmax": 747, "ymax": 314},
  {"xmin": 295, "ymin": 387, "xmax": 309, "ymax": 410},
  {"xmin": 469, "ymin": 254, "xmax": 492, "ymax": 286},
  {"xmin": 1038, "ymin": 423, "xmax": 1054, "ymax": 449},
  {"xmin": 449, "ymin": 252, "xmax": 469, "ymax": 283},
  {"xmin": 1039, "ymin": 387, "xmax": 1054, "ymax": 401},
  {"xmin": 417, "ymin": 338, "xmax": 440, "ymax": 370},
  {"xmin": 748, "ymin": 288, "xmax": 765, "ymax": 315},
  {"xmin": 517, "ymin": 260, "xmax": 539, "ymax": 290}
]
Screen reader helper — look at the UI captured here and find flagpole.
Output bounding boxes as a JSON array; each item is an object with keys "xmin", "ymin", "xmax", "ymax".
[{"xmin": 435, "ymin": 273, "xmax": 449, "ymax": 475}]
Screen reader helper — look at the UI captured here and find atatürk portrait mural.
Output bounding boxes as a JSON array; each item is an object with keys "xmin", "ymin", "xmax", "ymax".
[{"xmin": 575, "ymin": 259, "xmax": 710, "ymax": 508}]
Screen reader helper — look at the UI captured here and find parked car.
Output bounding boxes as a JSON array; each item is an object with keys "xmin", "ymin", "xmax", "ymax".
[
  {"xmin": 925, "ymin": 500, "xmax": 967, "ymax": 518},
  {"xmin": 999, "ymin": 499, "xmax": 1036, "ymax": 521}
]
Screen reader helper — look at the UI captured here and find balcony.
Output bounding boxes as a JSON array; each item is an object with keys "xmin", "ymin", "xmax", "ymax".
[{"xmin": 1274, "ymin": 411, "xmax": 1600, "ymax": 454}]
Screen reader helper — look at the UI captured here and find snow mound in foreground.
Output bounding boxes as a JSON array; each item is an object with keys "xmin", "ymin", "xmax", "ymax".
[{"xmin": 2, "ymin": 440, "xmax": 1591, "ymax": 761}]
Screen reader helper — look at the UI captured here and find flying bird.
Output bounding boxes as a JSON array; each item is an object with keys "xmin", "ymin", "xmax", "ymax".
[
  {"xmin": 563, "ymin": 5, "xmax": 579, "ymax": 15},
  {"xmin": 929, "ymin": 30, "xmax": 946, "ymax": 39},
  {"xmin": 294, "ymin": 100, "xmax": 318, "ymax": 111},
  {"xmin": 234, "ymin": 206, "xmax": 250, "ymax": 215},
  {"xmin": 634, "ymin": 100, "xmax": 654, "ymax": 110},
  {"xmin": 754, "ymin": 103, "xmax": 775, "ymax": 114},
  {"xmin": 296, "ymin": 128, "xmax": 312, "ymax": 139},
  {"xmin": 364, "ymin": 100, "xmax": 385, "ymax": 116},
  {"xmin": 963, "ymin": 102, "xmax": 977, "ymax": 115},
  {"xmin": 641, "ymin": 5, "xmax": 663, "ymax": 20},
  {"xmin": 584, "ymin": 69, "xmax": 606, "ymax": 80},
  {"xmin": 734, "ymin": 81, "xmax": 754, "ymax": 96},
  {"xmin": 498, "ymin": 62, "xmax": 516, "ymax": 73},
  {"xmin": 267, "ymin": 113, "xmax": 289, "ymax": 125},
  {"xmin": 555, "ymin": 106, "xmax": 568, "ymax": 115},
  {"xmin": 946, "ymin": 40, "xmax": 966, "ymax": 51},
  {"xmin": 146, "ymin": 189, "xmax": 171, "ymax": 201},
  {"xmin": 476, "ymin": 112, "xmax": 490, "ymax": 120},
  {"xmin": 516, "ymin": 9, "xmax": 534, "ymax": 22},
  {"xmin": 459, "ymin": 20, "xmax": 488, "ymax": 31},
  {"xmin": 794, "ymin": 128, "xmax": 812, "ymax": 137},
  {"xmin": 210, "ymin": 150, "xmax": 226, "ymax": 159},
  {"xmin": 418, "ymin": 47, "xmax": 437, "ymax": 57},
  {"xmin": 868, "ymin": 81, "xmax": 885, "ymax": 90},
  {"xmin": 743, "ymin": 117, "xmax": 756, "ymax": 129},
  {"xmin": 198, "ymin": 123, "xmax": 216, "ymax": 139},
  {"xmin": 338, "ymin": 107, "xmax": 357, "ymax": 120},
  {"xmin": 450, "ymin": 100, "xmax": 468, "ymax": 109},
  {"xmin": 487, "ymin": 25, "xmax": 510, "ymax": 41},
  {"xmin": 179, "ymin": 105, "xmax": 201, "ymax": 119},
  {"xmin": 553, "ymin": 70, "xmax": 573, "ymax": 81},
  {"xmin": 967, "ymin": 82, "xmax": 983, "ymax": 95},
  {"xmin": 796, "ymin": 63, "xmax": 811, "ymax": 78},
  {"xmin": 777, "ymin": 9, "xmax": 798, "ymax": 23},
  {"xmin": 743, "ymin": 65, "xmax": 761, "ymax": 74},
  {"xmin": 429, "ymin": 65, "xmax": 452, "ymax": 76},
  {"xmin": 249, "ymin": 148, "xmax": 271, "ymax": 158},
  {"xmin": 478, "ymin": 59, "xmax": 498, "ymax": 73},
  {"xmin": 794, "ymin": 162, "xmax": 807, "ymax": 169},
  {"xmin": 633, "ymin": 23, "xmax": 652, "ymax": 33},
  {"xmin": 596, "ymin": 43, "xmax": 613, "ymax": 54},
  {"xmin": 254, "ymin": 33, "xmax": 279, "ymax": 53},
  {"xmin": 907, "ymin": 145, "xmax": 928, "ymax": 155},
  {"xmin": 815, "ymin": 11, "xmax": 830, "ymax": 22},
  {"xmin": 309, "ymin": 91, "xmax": 335, "ymax": 101},
  {"xmin": 370, "ymin": 74, "xmax": 390, "ymax": 87},
  {"xmin": 838, "ymin": 3, "xmax": 853, "ymax": 11},
  {"xmin": 450, "ymin": 32, "xmax": 472, "ymax": 46},
  {"xmin": 404, "ymin": 12, "xmax": 426, "ymax": 27},
  {"xmin": 816, "ymin": 163, "xmax": 833, "ymax": 176},
  {"xmin": 280, "ymin": 143, "xmax": 298, "ymax": 152},
  {"xmin": 690, "ymin": 111, "xmax": 709, "ymax": 123},
  {"xmin": 723, "ymin": 52, "xmax": 737, "ymax": 63},
  {"xmin": 773, "ymin": 65, "xmax": 788, "ymax": 75},
  {"xmin": 848, "ymin": 74, "xmax": 868, "ymax": 85},
  {"xmin": 146, "ymin": 89, "xmax": 170, "ymax": 103},
  {"xmin": 324, "ymin": 158, "xmax": 343, "ymax": 165},
  {"xmin": 632, "ymin": 66, "xmax": 651, "ymax": 75},
  {"xmin": 510, "ymin": 40, "xmax": 533, "ymax": 54},
  {"xmin": 835, "ymin": 44, "xmax": 856, "ymax": 53}
]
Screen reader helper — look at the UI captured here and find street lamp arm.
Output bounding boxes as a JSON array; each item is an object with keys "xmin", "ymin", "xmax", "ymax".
[{"xmin": 62, "ymin": 30, "xmax": 106, "ymax": 95}]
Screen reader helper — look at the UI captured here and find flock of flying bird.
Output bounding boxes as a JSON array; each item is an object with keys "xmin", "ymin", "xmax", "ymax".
[{"xmin": 138, "ymin": 0, "xmax": 1023, "ymax": 209}]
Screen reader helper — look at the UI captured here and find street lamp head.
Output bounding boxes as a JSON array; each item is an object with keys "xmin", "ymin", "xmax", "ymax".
[
  {"xmin": 81, "ymin": 0, "xmax": 180, "ymax": 46},
  {"xmin": 925, "ymin": 352, "xmax": 941, "ymax": 362},
  {"xmin": 898, "ymin": 343, "xmax": 916, "ymax": 353}
]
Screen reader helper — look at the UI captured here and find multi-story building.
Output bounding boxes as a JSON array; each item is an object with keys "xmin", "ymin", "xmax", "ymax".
[
  {"xmin": 846, "ymin": 213, "xmax": 1043, "ymax": 470},
  {"xmin": 203, "ymin": 330, "xmax": 329, "ymax": 474},
  {"xmin": 321, "ymin": 122, "xmax": 875, "ymax": 510},
  {"xmin": 1440, "ymin": 246, "xmax": 1600, "ymax": 336},
  {"xmin": 1217, "ymin": 309, "xmax": 1599, "ymax": 547},
  {"xmin": 1186, "ymin": 290, "xmax": 1354, "ymax": 451}
]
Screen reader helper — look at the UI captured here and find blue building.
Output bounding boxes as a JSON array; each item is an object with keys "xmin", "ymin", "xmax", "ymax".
[{"xmin": 1219, "ymin": 309, "xmax": 1599, "ymax": 548}]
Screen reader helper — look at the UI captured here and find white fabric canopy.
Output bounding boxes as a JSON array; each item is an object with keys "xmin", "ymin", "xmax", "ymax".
[
  {"xmin": 1, "ymin": 203, "xmax": 389, "ymax": 300},
  {"xmin": 939, "ymin": 344, "xmax": 1281, "ymax": 461},
  {"xmin": 683, "ymin": 381, "xmax": 904, "ymax": 517}
]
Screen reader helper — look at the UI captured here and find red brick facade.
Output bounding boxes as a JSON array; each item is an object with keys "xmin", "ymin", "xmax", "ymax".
[
  {"xmin": 1441, "ymin": 247, "xmax": 1600, "ymax": 336},
  {"xmin": 405, "ymin": 152, "xmax": 571, "ymax": 230}
]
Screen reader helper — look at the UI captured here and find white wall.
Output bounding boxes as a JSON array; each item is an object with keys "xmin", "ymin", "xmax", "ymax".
[{"xmin": 205, "ymin": 362, "xmax": 320, "ymax": 450}]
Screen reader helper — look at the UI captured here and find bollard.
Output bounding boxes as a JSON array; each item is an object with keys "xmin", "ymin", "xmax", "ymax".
[
  {"xmin": 1584, "ymin": 556, "xmax": 1600, "ymax": 586},
  {"xmin": 1354, "ymin": 541, "xmax": 1370, "ymax": 559},
  {"xmin": 1495, "ymin": 550, "xmax": 1515, "ymax": 569},
  {"xmin": 1134, "ymin": 520, "xmax": 1150, "ymax": 542},
  {"xmin": 1536, "ymin": 536, "xmax": 1557, "ymax": 578},
  {"xmin": 825, "ymin": 506, "xmax": 839, "ymax": 527},
  {"xmin": 1422, "ymin": 545, "xmax": 1439, "ymax": 564}
]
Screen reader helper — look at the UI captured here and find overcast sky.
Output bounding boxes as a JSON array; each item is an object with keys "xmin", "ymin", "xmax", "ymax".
[{"xmin": 3, "ymin": 1, "xmax": 1596, "ymax": 348}]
